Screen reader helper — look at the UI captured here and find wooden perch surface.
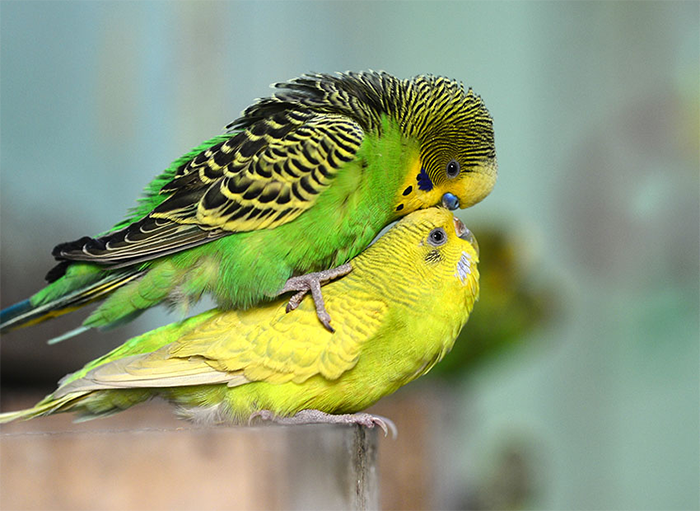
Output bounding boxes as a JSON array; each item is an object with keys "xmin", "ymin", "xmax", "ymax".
[{"xmin": 0, "ymin": 397, "xmax": 379, "ymax": 511}]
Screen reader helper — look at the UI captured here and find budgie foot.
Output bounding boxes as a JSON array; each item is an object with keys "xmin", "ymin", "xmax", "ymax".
[
  {"xmin": 249, "ymin": 409, "xmax": 397, "ymax": 438},
  {"xmin": 279, "ymin": 263, "xmax": 353, "ymax": 333}
]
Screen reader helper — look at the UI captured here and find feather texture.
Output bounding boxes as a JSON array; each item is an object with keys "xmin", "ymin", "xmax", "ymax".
[
  {"xmin": 0, "ymin": 208, "xmax": 480, "ymax": 424},
  {"xmin": 1, "ymin": 71, "xmax": 495, "ymax": 334}
]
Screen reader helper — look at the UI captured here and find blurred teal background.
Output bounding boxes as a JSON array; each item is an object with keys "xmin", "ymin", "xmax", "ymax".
[{"xmin": 1, "ymin": 1, "xmax": 698, "ymax": 509}]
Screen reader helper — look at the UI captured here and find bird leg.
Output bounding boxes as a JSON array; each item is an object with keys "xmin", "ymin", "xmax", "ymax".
[
  {"xmin": 278, "ymin": 263, "xmax": 352, "ymax": 332},
  {"xmin": 248, "ymin": 408, "xmax": 397, "ymax": 438}
]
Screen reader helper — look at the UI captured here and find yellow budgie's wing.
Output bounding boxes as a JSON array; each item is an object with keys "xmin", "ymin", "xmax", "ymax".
[
  {"xmin": 170, "ymin": 296, "xmax": 388, "ymax": 384},
  {"xmin": 54, "ymin": 113, "xmax": 364, "ymax": 266},
  {"xmin": 52, "ymin": 353, "xmax": 243, "ymax": 398},
  {"xmin": 53, "ymin": 297, "xmax": 387, "ymax": 395},
  {"xmin": 53, "ymin": 352, "xmax": 246, "ymax": 398}
]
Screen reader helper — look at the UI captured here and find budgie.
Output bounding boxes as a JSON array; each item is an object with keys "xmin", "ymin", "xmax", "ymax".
[
  {"xmin": 1, "ymin": 71, "xmax": 495, "ymax": 335},
  {"xmin": 0, "ymin": 208, "xmax": 480, "ymax": 431}
]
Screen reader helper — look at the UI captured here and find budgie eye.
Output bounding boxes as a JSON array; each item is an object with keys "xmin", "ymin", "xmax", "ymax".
[
  {"xmin": 446, "ymin": 159, "xmax": 460, "ymax": 178},
  {"xmin": 427, "ymin": 228, "xmax": 447, "ymax": 247}
]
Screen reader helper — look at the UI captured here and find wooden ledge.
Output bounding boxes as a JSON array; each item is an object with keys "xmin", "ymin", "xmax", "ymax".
[{"xmin": 0, "ymin": 400, "xmax": 379, "ymax": 511}]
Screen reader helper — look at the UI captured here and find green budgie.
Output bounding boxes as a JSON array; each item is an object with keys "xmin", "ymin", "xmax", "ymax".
[{"xmin": 1, "ymin": 71, "xmax": 496, "ymax": 335}]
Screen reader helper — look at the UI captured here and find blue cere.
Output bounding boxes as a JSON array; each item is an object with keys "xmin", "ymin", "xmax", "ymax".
[{"xmin": 417, "ymin": 167, "xmax": 433, "ymax": 191}]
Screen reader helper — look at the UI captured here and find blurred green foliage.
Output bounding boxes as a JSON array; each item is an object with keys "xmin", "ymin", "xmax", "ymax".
[{"xmin": 430, "ymin": 222, "xmax": 559, "ymax": 378}]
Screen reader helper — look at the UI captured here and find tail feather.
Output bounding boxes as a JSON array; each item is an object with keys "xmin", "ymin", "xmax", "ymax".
[
  {"xmin": 0, "ymin": 299, "xmax": 34, "ymax": 327},
  {"xmin": 0, "ymin": 394, "xmax": 79, "ymax": 424},
  {"xmin": 0, "ymin": 269, "xmax": 146, "ymax": 334},
  {"xmin": 47, "ymin": 326, "xmax": 91, "ymax": 345}
]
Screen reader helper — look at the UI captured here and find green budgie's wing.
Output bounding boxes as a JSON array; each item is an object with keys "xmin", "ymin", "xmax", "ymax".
[
  {"xmin": 52, "ymin": 296, "xmax": 387, "ymax": 396},
  {"xmin": 53, "ymin": 113, "xmax": 364, "ymax": 268}
]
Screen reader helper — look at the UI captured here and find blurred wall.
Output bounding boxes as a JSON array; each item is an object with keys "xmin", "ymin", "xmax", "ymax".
[{"xmin": 1, "ymin": 2, "xmax": 698, "ymax": 510}]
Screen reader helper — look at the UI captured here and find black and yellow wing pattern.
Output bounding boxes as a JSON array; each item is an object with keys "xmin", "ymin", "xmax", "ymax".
[{"xmin": 53, "ymin": 84, "xmax": 368, "ymax": 268}]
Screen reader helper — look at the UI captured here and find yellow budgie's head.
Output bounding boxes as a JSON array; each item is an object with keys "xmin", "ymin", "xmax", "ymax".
[{"xmin": 356, "ymin": 207, "xmax": 480, "ymax": 309}]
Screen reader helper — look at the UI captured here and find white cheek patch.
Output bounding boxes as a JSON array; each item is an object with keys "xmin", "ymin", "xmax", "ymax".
[{"xmin": 454, "ymin": 251, "xmax": 472, "ymax": 285}]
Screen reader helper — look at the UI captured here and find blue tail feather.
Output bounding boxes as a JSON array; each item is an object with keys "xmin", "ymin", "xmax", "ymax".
[
  {"xmin": 1, "ymin": 268, "xmax": 147, "ymax": 334},
  {"xmin": 1, "ymin": 299, "xmax": 34, "ymax": 330}
]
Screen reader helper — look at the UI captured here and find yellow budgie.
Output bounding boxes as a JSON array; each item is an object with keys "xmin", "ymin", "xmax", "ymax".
[{"xmin": 0, "ymin": 208, "xmax": 479, "ymax": 432}]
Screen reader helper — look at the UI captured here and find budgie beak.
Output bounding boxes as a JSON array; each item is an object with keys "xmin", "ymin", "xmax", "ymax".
[
  {"xmin": 453, "ymin": 217, "xmax": 479, "ymax": 256},
  {"xmin": 441, "ymin": 193, "xmax": 460, "ymax": 210}
]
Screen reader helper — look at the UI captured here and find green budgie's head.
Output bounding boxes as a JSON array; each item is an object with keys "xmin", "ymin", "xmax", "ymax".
[
  {"xmin": 232, "ymin": 71, "xmax": 497, "ymax": 217},
  {"xmin": 395, "ymin": 73, "xmax": 498, "ymax": 213}
]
